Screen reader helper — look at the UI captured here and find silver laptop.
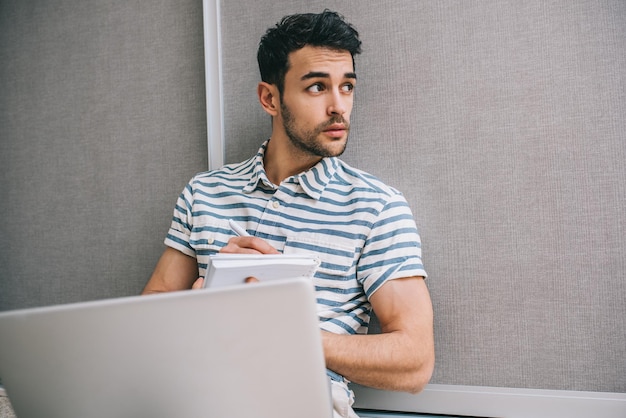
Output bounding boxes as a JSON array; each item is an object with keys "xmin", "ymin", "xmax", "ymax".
[{"xmin": 0, "ymin": 278, "xmax": 332, "ymax": 418}]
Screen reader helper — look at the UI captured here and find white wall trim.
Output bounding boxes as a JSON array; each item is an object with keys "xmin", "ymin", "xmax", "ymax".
[
  {"xmin": 353, "ymin": 384, "xmax": 626, "ymax": 418},
  {"xmin": 202, "ymin": 0, "xmax": 225, "ymax": 170}
]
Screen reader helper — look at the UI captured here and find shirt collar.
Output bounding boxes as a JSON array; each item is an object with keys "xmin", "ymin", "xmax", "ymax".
[
  {"xmin": 242, "ymin": 140, "xmax": 339, "ymax": 200},
  {"xmin": 243, "ymin": 140, "xmax": 273, "ymax": 193},
  {"xmin": 296, "ymin": 156, "xmax": 339, "ymax": 200}
]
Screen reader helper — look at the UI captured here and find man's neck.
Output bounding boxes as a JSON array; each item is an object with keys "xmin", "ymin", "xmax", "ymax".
[{"xmin": 263, "ymin": 136, "xmax": 322, "ymax": 185}]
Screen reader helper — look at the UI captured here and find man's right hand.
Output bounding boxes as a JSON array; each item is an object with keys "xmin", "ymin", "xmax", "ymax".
[
  {"xmin": 219, "ymin": 236, "xmax": 277, "ymax": 285},
  {"xmin": 220, "ymin": 236, "xmax": 280, "ymax": 255}
]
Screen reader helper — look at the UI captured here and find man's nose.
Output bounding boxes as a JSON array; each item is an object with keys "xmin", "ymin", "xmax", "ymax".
[{"xmin": 327, "ymin": 89, "xmax": 349, "ymax": 116}]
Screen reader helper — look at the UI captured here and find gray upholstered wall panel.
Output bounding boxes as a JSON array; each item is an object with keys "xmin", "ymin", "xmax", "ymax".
[
  {"xmin": 220, "ymin": 1, "xmax": 626, "ymax": 392},
  {"xmin": 0, "ymin": 1, "xmax": 207, "ymax": 310}
]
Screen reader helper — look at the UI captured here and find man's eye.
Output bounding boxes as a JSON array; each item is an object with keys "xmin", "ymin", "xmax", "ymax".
[
  {"xmin": 307, "ymin": 83, "xmax": 324, "ymax": 93},
  {"xmin": 341, "ymin": 83, "xmax": 355, "ymax": 93}
]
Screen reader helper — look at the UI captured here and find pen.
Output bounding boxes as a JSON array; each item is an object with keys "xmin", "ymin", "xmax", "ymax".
[{"xmin": 228, "ymin": 219, "xmax": 251, "ymax": 237}]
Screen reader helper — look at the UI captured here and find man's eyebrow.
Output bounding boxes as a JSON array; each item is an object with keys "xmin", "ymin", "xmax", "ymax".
[{"xmin": 300, "ymin": 71, "xmax": 357, "ymax": 81}]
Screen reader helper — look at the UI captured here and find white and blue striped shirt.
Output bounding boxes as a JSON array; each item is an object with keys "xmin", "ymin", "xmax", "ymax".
[{"xmin": 165, "ymin": 140, "xmax": 427, "ymax": 335}]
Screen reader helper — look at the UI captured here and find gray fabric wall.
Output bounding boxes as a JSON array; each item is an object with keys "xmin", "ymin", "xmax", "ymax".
[
  {"xmin": 0, "ymin": 1, "xmax": 207, "ymax": 310},
  {"xmin": 1, "ymin": 0, "xmax": 624, "ymax": 398},
  {"xmin": 220, "ymin": 1, "xmax": 626, "ymax": 393}
]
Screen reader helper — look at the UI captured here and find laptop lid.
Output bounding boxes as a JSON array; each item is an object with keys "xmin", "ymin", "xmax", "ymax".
[{"xmin": 0, "ymin": 278, "xmax": 332, "ymax": 418}]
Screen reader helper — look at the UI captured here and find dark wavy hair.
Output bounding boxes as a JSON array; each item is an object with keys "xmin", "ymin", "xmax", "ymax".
[{"xmin": 257, "ymin": 10, "xmax": 362, "ymax": 95}]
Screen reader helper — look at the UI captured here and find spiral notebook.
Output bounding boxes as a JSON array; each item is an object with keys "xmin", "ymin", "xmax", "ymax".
[{"xmin": 203, "ymin": 253, "xmax": 320, "ymax": 288}]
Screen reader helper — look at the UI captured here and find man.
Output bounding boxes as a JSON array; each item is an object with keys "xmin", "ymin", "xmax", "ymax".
[{"xmin": 143, "ymin": 10, "xmax": 434, "ymax": 418}]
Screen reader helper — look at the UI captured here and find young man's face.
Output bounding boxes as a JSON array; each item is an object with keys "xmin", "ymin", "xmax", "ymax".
[{"xmin": 278, "ymin": 45, "xmax": 356, "ymax": 158}]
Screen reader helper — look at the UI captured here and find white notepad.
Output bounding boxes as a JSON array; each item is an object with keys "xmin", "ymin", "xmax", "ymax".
[{"xmin": 203, "ymin": 253, "xmax": 320, "ymax": 288}]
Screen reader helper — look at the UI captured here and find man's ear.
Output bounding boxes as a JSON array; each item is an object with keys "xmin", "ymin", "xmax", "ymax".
[{"xmin": 257, "ymin": 82, "xmax": 280, "ymax": 117}]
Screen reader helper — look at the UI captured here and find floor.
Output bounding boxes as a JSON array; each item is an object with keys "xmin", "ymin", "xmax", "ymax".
[{"xmin": 356, "ymin": 409, "xmax": 479, "ymax": 418}]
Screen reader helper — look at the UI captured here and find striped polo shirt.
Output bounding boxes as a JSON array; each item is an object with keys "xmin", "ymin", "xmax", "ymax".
[{"xmin": 165, "ymin": 140, "xmax": 427, "ymax": 336}]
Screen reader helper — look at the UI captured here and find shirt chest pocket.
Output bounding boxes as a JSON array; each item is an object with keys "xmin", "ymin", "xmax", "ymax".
[
  {"xmin": 189, "ymin": 220, "xmax": 236, "ymax": 255},
  {"xmin": 283, "ymin": 236, "xmax": 356, "ymax": 283}
]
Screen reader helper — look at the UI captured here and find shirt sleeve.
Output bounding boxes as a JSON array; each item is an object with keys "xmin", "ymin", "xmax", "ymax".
[
  {"xmin": 358, "ymin": 191, "xmax": 427, "ymax": 298},
  {"xmin": 163, "ymin": 179, "xmax": 197, "ymax": 258}
]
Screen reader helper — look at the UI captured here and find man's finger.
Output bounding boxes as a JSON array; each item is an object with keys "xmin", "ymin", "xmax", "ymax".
[{"xmin": 191, "ymin": 277, "xmax": 205, "ymax": 289}]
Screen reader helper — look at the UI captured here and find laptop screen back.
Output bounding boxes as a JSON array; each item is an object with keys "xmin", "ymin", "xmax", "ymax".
[{"xmin": 0, "ymin": 279, "xmax": 332, "ymax": 418}]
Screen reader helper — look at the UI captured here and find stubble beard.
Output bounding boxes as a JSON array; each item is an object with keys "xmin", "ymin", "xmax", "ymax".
[{"xmin": 281, "ymin": 102, "xmax": 349, "ymax": 158}]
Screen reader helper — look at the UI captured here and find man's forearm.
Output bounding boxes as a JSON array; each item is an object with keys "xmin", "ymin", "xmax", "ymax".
[
  {"xmin": 322, "ymin": 277, "xmax": 435, "ymax": 393},
  {"xmin": 322, "ymin": 329, "xmax": 434, "ymax": 393}
]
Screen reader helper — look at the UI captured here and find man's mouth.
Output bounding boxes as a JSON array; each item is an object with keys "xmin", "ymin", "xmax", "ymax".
[{"xmin": 323, "ymin": 123, "xmax": 348, "ymax": 138}]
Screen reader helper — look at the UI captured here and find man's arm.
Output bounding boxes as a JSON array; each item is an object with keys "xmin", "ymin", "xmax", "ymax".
[
  {"xmin": 321, "ymin": 276, "xmax": 435, "ymax": 393},
  {"xmin": 141, "ymin": 247, "xmax": 199, "ymax": 294}
]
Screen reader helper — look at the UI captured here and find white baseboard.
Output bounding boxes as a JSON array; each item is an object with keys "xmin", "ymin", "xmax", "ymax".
[{"xmin": 352, "ymin": 383, "xmax": 626, "ymax": 418}]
